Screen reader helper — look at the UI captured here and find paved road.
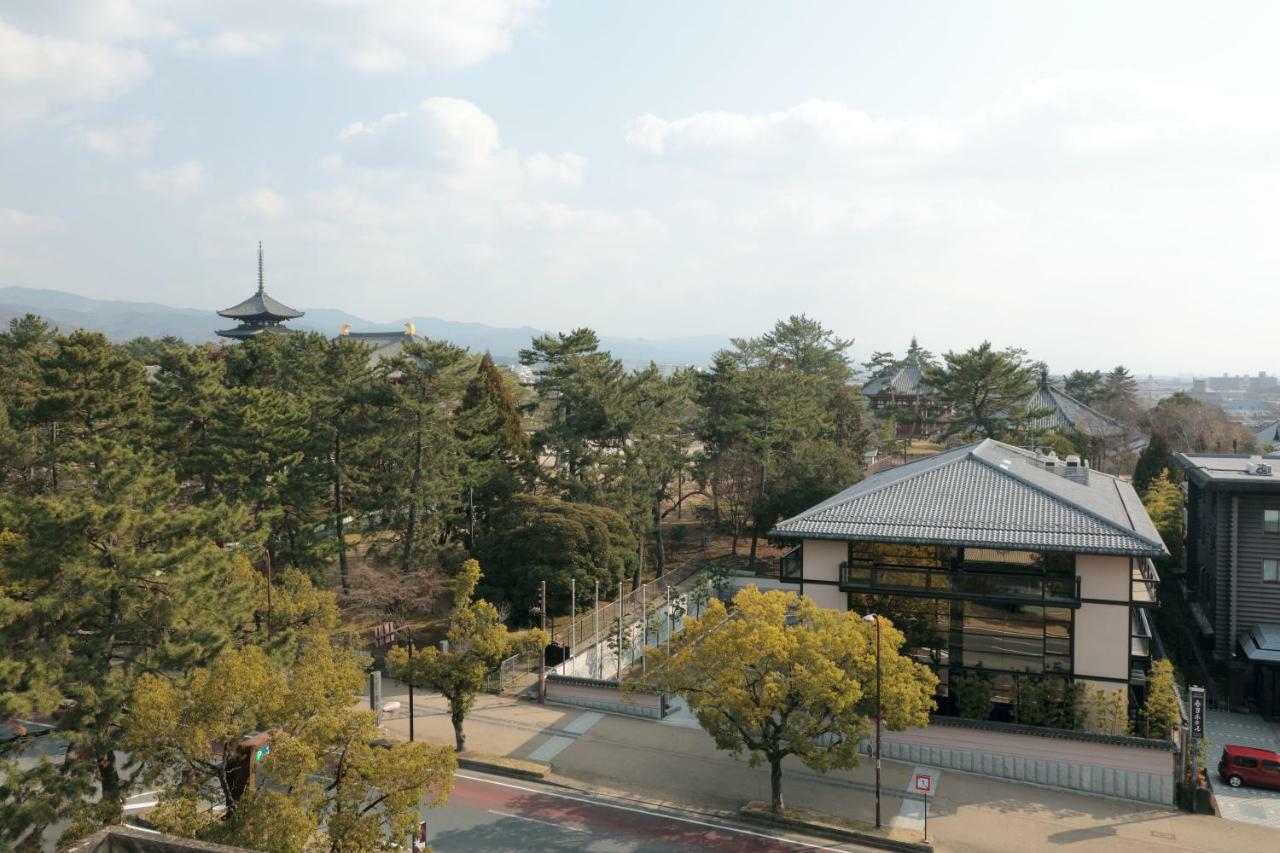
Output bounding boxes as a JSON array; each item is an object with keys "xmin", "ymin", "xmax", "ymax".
[
  {"xmin": 1205, "ymin": 709, "xmax": 1280, "ymax": 830},
  {"xmin": 426, "ymin": 771, "xmax": 869, "ymax": 852}
]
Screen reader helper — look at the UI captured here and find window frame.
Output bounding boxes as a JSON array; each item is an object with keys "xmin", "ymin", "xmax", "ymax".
[
  {"xmin": 1265, "ymin": 509, "xmax": 1280, "ymax": 534},
  {"xmin": 1263, "ymin": 559, "xmax": 1280, "ymax": 584}
]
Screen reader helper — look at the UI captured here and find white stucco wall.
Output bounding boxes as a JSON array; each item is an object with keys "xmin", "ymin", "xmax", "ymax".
[
  {"xmin": 1077, "ymin": 554, "xmax": 1130, "ymax": 602},
  {"xmin": 801, "ymin": 539, "xmax": 848, "ymax": 612}
]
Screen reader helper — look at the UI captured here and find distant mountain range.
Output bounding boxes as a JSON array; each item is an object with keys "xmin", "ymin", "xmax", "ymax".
[{"xmin": 0, "ymin": 287, "xmax": 728, "ymax": 367}]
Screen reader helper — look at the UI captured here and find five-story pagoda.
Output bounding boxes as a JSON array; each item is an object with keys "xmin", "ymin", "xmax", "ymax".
[{"xmin": 216, "ymin": 243, "xmax": 304, "ymax": 340}]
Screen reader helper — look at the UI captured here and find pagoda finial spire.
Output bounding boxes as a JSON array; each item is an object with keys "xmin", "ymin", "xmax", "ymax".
[{"xmin": 257, "ymin": 242, "xmax": 264, "ymax": 295}]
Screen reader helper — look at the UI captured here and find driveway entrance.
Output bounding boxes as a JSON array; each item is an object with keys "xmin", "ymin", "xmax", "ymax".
[{"xmin": 1205, "ymin": 710, "xmax": 1280, "ymax": 829}]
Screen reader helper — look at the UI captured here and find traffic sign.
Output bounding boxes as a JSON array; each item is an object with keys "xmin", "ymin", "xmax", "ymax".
[{"xmin": 914, "ymin": 773, "xmax": 932, "ymax": 794}]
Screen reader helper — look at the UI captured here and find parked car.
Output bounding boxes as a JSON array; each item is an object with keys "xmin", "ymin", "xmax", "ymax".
[{"xmin": 1218, "ymin": 745, "xmax": 1280, "ymax": 790}]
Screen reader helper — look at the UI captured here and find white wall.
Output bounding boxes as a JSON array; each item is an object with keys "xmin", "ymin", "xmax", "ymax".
[
  {"xmin": 1074, "ymin": 554, "xmax": 1132, "ymax": 686},
  {"xmin": 1077, "ymin": 554, "xmax": 1130, "ymax": 602},
  {"xmin": 801, "ymin": 539, "xmax": 848, "ymax": 612}
]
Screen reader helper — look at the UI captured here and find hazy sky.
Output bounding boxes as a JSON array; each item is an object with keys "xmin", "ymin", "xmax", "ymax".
[{"xmin": 3, "ymin": 2, "xmax": 1279, "ymax": 374}]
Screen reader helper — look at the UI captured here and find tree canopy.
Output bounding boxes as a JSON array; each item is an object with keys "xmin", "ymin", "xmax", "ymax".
[{"xmin": 636, "ymin": 587, "xmax": 936, "ymax": 812}]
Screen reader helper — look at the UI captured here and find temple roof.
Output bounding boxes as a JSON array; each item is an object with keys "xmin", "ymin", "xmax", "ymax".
[
  {"xmin": 216, "ymin": 243, "xmax": 304, "ymax": 321},
  {"xmin": 1024, "ymin": 382, "xmax": 1128, "ymax": 439}
]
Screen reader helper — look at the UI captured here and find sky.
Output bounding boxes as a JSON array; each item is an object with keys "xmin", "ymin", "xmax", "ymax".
[{"xmin": 2, "ymin": 1, "xmax": 1280, "ymax": 375}]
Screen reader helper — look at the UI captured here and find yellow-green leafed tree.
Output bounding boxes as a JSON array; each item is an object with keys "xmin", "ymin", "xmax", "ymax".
[
  {"xmin": 636, "ymin": 587, "xmax": 937, "ymax": 812},
  {"xmin": 126, "ymin": 636, "xmax": 456, "ymax": 852},
  {"xmin": 388, "ymin": 559, "xmax": 546, "ymax": 751},
  {"xmin": 1143, "ymin": 659, "xmax": 1181, "ymax": 739}
]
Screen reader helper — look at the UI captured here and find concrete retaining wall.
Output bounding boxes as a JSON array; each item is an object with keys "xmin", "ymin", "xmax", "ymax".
[
  {"xmin": 880, "ymin": 721, "xmax": 1176, "ymax": 805},
  {"xmin": 545, "ymin": 674, "xmax": 667, "ymax": 720}
]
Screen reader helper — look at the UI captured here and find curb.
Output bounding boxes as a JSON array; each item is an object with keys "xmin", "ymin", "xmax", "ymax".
[
  {"xmin": 738, "ymin": 802, "xmax": 933, "ymax": 853},
  {"xmin": 456, "ymin": 753, "xmax": 552, "ymax": 781}
]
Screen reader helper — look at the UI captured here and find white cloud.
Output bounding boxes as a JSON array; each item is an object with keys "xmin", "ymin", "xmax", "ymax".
[
  {"xmin": 74, "ymin": 117, "xmax": 158, "ymax": 157},
  {"xmin": 240, "ymin": 187, "xmax": 287, "ymax": 218},
  {"xmin": 626, "ymin": 72, "xmax": 1280, "ymax": 173},
  {"xmin": 0, "ymin": 207, "xmax": 62, "ymax": 232},
  {"xmin": 337, "ymin": 97, "xmax": 583, "ymax": 193},
  {"xmin": 174, "ymin": 30, "xmax": 279, "ymax": 58},
  {"xmin": 625, "ymin": 99, "xmax": 962, "ymax": 162},
  {"xmin": 0, "ymin": 17, "xmax": 151, "ymax": 123},
  {"xmin": 137, "ymin": 160, "xmax": 207, "ymax": 199},
  {"xmin": 11, "ymin": 1, "xmax": 544, "ymax": 73}
]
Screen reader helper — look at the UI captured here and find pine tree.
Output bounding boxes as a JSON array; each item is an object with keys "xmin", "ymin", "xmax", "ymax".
[
  {"xmin": 1133, "ymin": 430, "xmax": 1174, "ymax": 494},
  {"xmin": 924, "ymin": 342, "xmax": 1040, "ymax": 440},
  {"xmin": 456, "ymin": 352, "xmax": 531, "ymax": 539},
  {"xmin": 0, "ymin": 446, "xmax": 255, "ymax": 843}
]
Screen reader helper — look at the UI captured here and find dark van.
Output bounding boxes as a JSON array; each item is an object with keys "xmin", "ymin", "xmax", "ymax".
[{"xmin": 1218, "ymin": 745, "xmax": 1280, "ymax": 790}]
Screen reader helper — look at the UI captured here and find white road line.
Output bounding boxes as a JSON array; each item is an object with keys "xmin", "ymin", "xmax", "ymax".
[
  {"xmin": 562, "ymin": 711, "xmax": 604, "ymax": 735},
  {"xmin": 487, "ymin": 809, "xmax": 589, "ymax": 833},
  {"xmin": 455, "ymin": 772, "xmax": 852, "ymax": 851}
]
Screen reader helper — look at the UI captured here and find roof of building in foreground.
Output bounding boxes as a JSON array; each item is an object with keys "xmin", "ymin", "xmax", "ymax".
[
  {"xmin": 771, "ymin": 438, "xmax": 1167, "ymax": 557},
  {"xmin": 1175, "ymin": 451, "xmax": 1280, "ymax": 487},
  {"xmin": 62, "ymin": 825, "xmax": 251, "ymax": 852}
]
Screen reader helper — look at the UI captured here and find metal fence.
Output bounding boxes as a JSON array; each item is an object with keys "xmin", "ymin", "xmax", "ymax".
[{"xmin": 549, "ymin": 561, "xmax": 708, "ymax": 655}]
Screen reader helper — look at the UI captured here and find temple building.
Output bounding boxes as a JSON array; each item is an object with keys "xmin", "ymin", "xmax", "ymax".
[{"xmin": 216, "ymin": 244, "xmax": 304, "ymax": 340}]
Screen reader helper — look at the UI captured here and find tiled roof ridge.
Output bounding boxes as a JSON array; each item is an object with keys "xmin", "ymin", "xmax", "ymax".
[
  {"xmin": 968, "ymin": 442, "xmax": 1164, "ymax": 550},
  {"xmin": 1041, "ymin": 382, "xmax": 1128, "ymax": 431},
  {"xmin": 781, "ymin": 442, "xmax": 978, "ymax": 524}
]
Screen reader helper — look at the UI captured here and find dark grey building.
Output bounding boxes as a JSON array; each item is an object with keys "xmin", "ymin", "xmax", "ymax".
[{"xmin": 1176, "ymin": 452, "xmax": 1280, "ymax": 717}]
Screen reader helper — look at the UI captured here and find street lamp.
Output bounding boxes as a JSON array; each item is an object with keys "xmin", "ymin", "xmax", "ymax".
[{"xmin": 862, "ymin": 613, "xmax": 882, "ymax": 830}]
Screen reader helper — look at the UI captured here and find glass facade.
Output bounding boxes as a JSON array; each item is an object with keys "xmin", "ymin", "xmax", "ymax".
[{"xmin": 848, "ymin": 545, "xmax": 1077, "ymax": 705}]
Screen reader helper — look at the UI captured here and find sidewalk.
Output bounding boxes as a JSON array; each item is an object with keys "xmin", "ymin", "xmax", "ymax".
[{"xmin": 377, "ymin": 684, "xmax": 1280, "ymax": 852}]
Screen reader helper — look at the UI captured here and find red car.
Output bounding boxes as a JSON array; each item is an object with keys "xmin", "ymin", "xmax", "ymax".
[{"xmin": 1218, "ymin": 745, "xmax": 1280, "ymax": 790}]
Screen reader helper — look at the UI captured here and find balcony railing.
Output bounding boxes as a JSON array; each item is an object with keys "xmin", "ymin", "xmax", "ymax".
[
  {"xmin": 1131, "ymin": 558, "xmax": 1160, "ymax": 607},
  {"xmin": 839, "ymin": 560, "xmax": 1082, "ymax": 607}
]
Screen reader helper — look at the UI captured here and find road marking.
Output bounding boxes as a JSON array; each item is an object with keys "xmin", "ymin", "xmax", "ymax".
[
  {"xmin": 563, "ymin": 711, "xmax": 604, "ymax": 734},
  {"xmin": 525, "ymin": 710, "xmax": 604, "ymax": 762},
  {"xmin": 527, "ymin": 735, "xmax": 574, "ymax": 762},
  {"xmin": 891, "ymin": 766, "xmax": 936, "ymax": 833},
  {"xmin": 487, "ymin": 809, "xmax": 589, "ymax": 833},
  {"xmin": 455, "ymin": 772, "xmax": 851, "ymax": 851}
]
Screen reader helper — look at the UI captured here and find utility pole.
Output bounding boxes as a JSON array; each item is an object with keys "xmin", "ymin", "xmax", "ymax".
[
  {"xmin": 468, "ymin": 486, "xmax": 474, "ymax": 543},
  {"xmin": 593, "ymin": 580, "xmax": 599, "ymax": 679},
  {"xmin": 407, "ymin": 633, "xmax": 415, "ymax": 742},
  {"xmin": 617, "ymin": 581, "xmax": 624, "ymax": 681},
  {"xmin": 641, "ymin": 583, "xmax": 647, "ymax": 674},
  {"xmin": 570, "ymin": 577, "xmax": 576, "ymax": 664},
  {"xmin": 863, "ymin": 613, "xmax": 883, "ymax": 829},
  {"xmin": 538, "ymin": 580, "xmax": 547, "ymax": 704},
  {"xmin": 265, "ymin": 548, "xmax": 274, "ymax": 641},
  {"xmin": 666, "ymin": 585, "xmax": 672, "ymax": 654}
]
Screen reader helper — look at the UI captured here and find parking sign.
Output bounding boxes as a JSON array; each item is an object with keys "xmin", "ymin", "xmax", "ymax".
[{"xmin": 914, "ymin": 773, "xmax": 932, "ymax": 794}]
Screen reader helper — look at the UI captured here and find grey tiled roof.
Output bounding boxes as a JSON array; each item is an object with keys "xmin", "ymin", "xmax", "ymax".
[
  {"xmin": 217, "ymin": 289, "xmax": 304, "ymax": 320},
  {"xmin": 1254, "ymin": 420, "xmax": 1280, "ymax": 446},
  {"xmin": 862, "ymin": 357, "xmax": 932, "ymax": 397},
  {"xmin": 1024, "ymin": 383, "xmax": 1128, "ymax": 439},
  {"xmin": 771, "ymin": 439, "xmax": 1167, "ymax": 556}
]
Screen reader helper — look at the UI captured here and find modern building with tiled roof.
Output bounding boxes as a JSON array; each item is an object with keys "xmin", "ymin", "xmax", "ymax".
[
  {"xmin": 1174, "ymin": 451, "xmax": 1280, "ymax": 716},
  {"xmin": 216, "ymin": 244, "xmax": 304, "ymax": 340},
  {"xmin": 771, "ymin": 438, "xmax": 1166, "ymax": 720}
]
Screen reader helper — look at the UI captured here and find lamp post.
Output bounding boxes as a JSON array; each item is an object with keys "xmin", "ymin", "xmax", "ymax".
[{"xmin": 863, "ymin": 613, "xmax": 882, "ymax": 829}]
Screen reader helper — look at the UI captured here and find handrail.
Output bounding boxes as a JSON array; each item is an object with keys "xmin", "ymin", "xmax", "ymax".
[{"xmin": 839, "ymin": 562, "xmax": 1082, "ymax": 606}]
